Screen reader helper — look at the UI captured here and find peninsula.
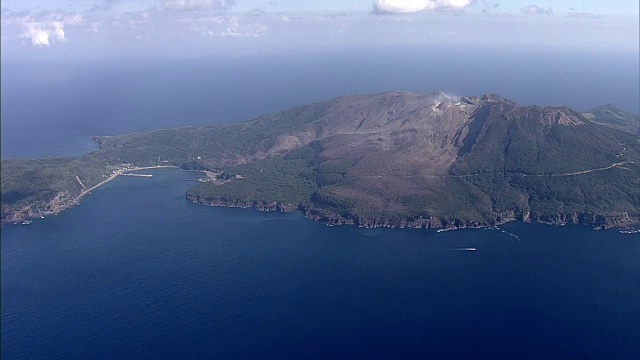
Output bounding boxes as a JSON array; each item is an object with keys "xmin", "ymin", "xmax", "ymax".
[{"xmin": 2, "ymin": 92, "xmax": 640, "ymax": 229}]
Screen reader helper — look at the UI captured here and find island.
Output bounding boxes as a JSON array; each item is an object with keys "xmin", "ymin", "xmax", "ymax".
[{"xmin": 2, "ymin": 92, "xmax": 640, "ymax": 229}]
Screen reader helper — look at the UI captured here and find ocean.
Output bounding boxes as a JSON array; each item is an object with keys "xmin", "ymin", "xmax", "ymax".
[
  {"xmin": 2, "ymin": 168, "xmax": 639, "ymax": 359},
  {"xmin": 2, "ymin": 49, "xmax": 640, "ymax": 359},
  {"xmin": 2, "ymin": 48, "xmax": 639, "ymax": 158}
]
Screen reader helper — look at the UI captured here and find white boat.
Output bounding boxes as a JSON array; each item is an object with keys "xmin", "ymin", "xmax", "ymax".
[{"xmin": 620, "ymin": 229, "xmax": 640, "ymax": 234}]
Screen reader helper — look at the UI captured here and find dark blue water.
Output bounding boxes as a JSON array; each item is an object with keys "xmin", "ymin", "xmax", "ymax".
[
  {"xmin": 2, "ymin": 168, "xmax": 639, "ymax": 359},
  {"xmin": 2, "ymin": 48, "xmax": 639, "ymax": 158},
  {"xmin": 2, "ymin": 48, "xmax": 640, "ymax": 358}
]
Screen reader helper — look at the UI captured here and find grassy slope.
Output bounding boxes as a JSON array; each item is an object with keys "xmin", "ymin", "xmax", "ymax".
[
  {"xmin": 185, "ymin": 111, "xmax": 640, "ymax": 225},
  {"xmin": 582, "ymin": 105, "xmax": 640, "ymax": 135},
  {"xmin": 3, "ymin": 96, "xmax": 640, "ymax": 226},
  {"xmin": 1, "ymin": 157, "xmax": 107, "ymax": 217},
  {"xmin": 1, "ymin": 101, "xmax": 336, "ymax": 221}
]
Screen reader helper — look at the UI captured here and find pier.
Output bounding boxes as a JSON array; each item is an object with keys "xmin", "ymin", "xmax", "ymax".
[{"xmin": 120, "ymin": 173, "xmax": 153, "ymax": 177}]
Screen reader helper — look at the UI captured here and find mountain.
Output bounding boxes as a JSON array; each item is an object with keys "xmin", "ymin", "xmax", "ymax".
[
  {"xmin": 582, "ymin": 104, "xmax": 640, "ymax": 135},
  {"xmin": 2, "ymin": 92, "xmax": 640, "ymax": 229}
]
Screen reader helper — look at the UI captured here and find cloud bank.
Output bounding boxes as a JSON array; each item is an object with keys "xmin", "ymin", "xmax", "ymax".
[
  {"xmin": 521, "ymin": 5, "xmax": 553, "ymax": 15},
  {"xmin": 1, "ymin": 2, "xmax": 636, "ymax": 56},
  {"xmin": 162, "ymin": 0, "xmax": 236, "ymax": 12},
  {"xmin": 219, "ymin": 16, "xmax": 266, "ymax": 37},
  {"xmin": 567, "ymin": 11, "xmax": 601, "ymax": 20},
  {"xmin": 2, "ymin": 12, "xmax": 82, "ymax": 46},
  {"xmin": 373, "ymin": 0, "xmax": 474, "ymax": 14}
]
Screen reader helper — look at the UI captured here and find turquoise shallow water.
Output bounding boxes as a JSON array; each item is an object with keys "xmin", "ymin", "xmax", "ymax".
[{"xmin": 2, "ymin": 168, "xmax": 639, "ymax": 359}]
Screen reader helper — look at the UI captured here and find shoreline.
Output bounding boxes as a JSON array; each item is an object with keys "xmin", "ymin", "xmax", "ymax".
[
  {"xmin": 5, "ymin": 166, "xmax": 640, "ymax": 232},
  {"xmin": 1, "ymin": 166, "xmax": 183, "ymax": 225},
  {"xmin": 75, "ymin": 165, "xmax": 180, "ymax": 201},
  {"xmin": 186, "ymin": 195, "xmax": 640, "ymax": 232}
]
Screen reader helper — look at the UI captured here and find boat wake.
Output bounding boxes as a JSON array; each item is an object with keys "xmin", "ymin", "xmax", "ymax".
[{"xmin": 496, "ymin": 228, "xmax": 521, "ymax": 241}]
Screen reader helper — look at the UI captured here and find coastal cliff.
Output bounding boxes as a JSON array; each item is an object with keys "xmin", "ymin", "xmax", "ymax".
[
  {"xmin": 1, "ymin": 191, "xmax": 77, "ymax": 224},
  {"xmin": 186, "ymin": 193, "xmax": 299, "ymax": 213},
  {"xmin": 186, "ymin": 192, "xmax": 640, "ymax": 230},
  {"xmin": 3, "ymin": 92, "xmax": 640, "ymax": 229}
]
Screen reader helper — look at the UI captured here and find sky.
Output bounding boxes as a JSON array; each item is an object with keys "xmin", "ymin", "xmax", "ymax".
[
  {"xmin": 1, "ymin": 0, "xmax": 638, "ymax": 60},
  {"xmin": 2, "ymin": 0, "xmax": 639, "ymax": 14}
]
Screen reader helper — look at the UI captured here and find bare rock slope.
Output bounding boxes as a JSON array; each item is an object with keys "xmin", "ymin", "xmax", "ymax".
[{"xmin": 3, "ymin": 92, "xmax": 640, "ymax": 228}]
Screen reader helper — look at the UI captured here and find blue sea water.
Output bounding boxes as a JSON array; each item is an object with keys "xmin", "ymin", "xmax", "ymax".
[
  {"xmin": 2, "ymin": 49, "xmax": 640, "ymax": 358},
  {"xmin": 2, "ymin": 168, "xmax": 639, "ymax": 359},
  {"xmin": 2, "ymin": 48, "xmax": 639, "ymax": 158}
]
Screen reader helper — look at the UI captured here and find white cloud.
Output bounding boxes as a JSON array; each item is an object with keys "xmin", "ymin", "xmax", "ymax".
[
  {"xmin": 163, "ymin": 0, "xmax": 235, "ymax": 12},
  {"xmin": 373, "ymin": 0, "xmax": 474, "ymax": 14},
  {"xmin": 89, "ymin": 21, "xmax": 103, "ymax": 33},
  {"xmin": 23, "ymin": 23, "xmax": 50, "ymax": 46},
  {"xmin": 521, "ymin": 5, "xmax": 553, "ymax": 15},
  {"xmin": 52, "ymin": 22, "xmax": 66, "ymax": 41},
  {"xmin": 247, "ymin": 8, "xmax": 265, "ymax": 17},
  {"xmin": 3, "ymin": 13, "xmax": 82, "ymax": 46},
  {"xmin": 219, "ymin": 16, "xmax": 266, "ymax": 37},
  {"xmin": 567, "ymin": 11, "xmax": 600, "ymax": 20},
  {"xmin": 187, "ymin": 14, "xmax": 267, "ymax": 37},
  {"xmin": 220, "ymin": 16, "xmax": 240, "ymax": 35}
]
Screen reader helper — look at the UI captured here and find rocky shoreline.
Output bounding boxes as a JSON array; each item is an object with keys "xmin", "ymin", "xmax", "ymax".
[
  {"xmin": 1, "ymin": 191, "xmax": 78, "ymax": 225},
  {"xmin": 186, "ymin": 194, "xmax": 640, "ymax": 231},
  {"xmin": 2, "ymin": 165, "xmax": 179, "ymax": 226},
  {"xmin": 185, "ymin": 194, "xmax": 299, "ymax": 213},
  {"xmin": 5, "ymin": 190, "xmax": 639, "ymax": 231}
]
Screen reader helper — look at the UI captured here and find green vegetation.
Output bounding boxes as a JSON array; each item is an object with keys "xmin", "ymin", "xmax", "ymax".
[
  {"xmin": 2, "ymin": 92, "xmax": 640, "ymax": 228},
  {"xmin": 89, "ymin": 99, "xmax": 339, "ymax": 168},
  {"xmin": 188, "ymin": 148, "xmax": 320, "ymax": 206},
  {"xmin": 1, "ymin": 157, "xmax": 107, "ymax": 215},
  {"xmin": 582, "ymin": 104, "xmax": 640, "ymax": 135}
]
